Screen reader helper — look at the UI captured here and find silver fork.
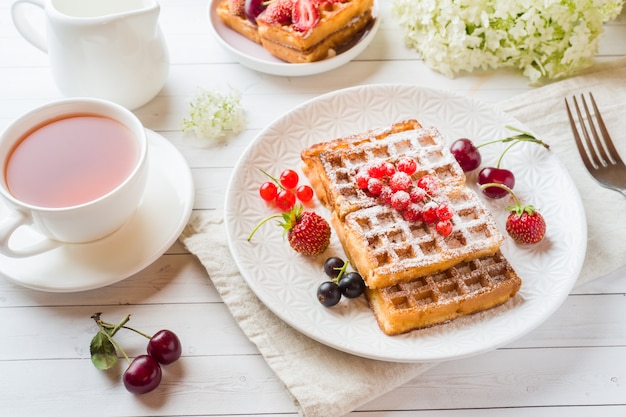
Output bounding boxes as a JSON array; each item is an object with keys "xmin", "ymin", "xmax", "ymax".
[{"xmin": 565, "ymin": 92, "xmax": 626, "ymax": 197}]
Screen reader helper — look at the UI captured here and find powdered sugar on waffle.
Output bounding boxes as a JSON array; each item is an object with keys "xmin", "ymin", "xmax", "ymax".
[{"xmin": 317, "ymin": 127, "xmax": 466, "ymax": 219}]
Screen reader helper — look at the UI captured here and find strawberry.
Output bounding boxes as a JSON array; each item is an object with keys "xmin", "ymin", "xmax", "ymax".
[
  {"xmin": 248, "ymin": 205, "xmax": 331, "ymax": 256},
  {"xmin": 505, "ymin": 204, "xmax": 546, "ymax": 244},
  {"xmin": 258, "ymin": 0, "xmax": 293, "ymax": 25},
  {"xmin": 292, "ymin": 0, "xmax": 320, "ymax": 32},
  {"xmin": 227, "ymin": 0, "xmax": 245, "ymax": 15},
  {"xmin": 480, "ymin": 182, "xmax": 546, "ymax": 244}
]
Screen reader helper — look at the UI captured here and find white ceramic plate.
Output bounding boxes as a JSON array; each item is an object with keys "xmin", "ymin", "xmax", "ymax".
[
  {"xmin": 224, "ymin": 84, "xmax": 587, "ymax": 362},
  {"xmin": 0, "ymin": 130, "xmax": 194, "ymax": 293},
  {"xmin": 207, "ymin": 0, "xmax": 380, "ymax": 77}
]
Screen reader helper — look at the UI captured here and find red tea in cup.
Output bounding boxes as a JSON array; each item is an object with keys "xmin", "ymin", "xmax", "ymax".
[{"xmin": 6, "ymin": 115, "xmax": 138, "ymax": 208}]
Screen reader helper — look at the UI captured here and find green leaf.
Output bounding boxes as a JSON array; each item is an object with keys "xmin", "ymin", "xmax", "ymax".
[{"xmin": 89, "ymin": 331, "xmax": 118, "ymax": 370}]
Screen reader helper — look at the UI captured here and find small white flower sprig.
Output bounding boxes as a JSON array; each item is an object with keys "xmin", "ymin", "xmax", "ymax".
[
  {"xmin": 181, "ymin": 87, "xmax": 247, "ymax": 139},
  {"xmin": 391, "ymin": 0, "xmax": 624, "ymax": 83}
]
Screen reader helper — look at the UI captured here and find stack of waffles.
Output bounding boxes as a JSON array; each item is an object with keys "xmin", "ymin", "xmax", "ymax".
[
  {"xmin": 301, "ymin": 120, "xmax": 522, "ymax": 335},
  {"xmin": 216, "ymin": 0, "xmax": 375, "ymax": 63}
]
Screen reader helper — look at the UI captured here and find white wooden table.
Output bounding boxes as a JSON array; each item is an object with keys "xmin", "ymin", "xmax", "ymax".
[{"xmin": 1, "ymin": 1, "xmax": 626, "ymax": 416}]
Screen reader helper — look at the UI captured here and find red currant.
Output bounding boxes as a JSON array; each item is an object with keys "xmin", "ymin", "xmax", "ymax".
[
  {"xmin": 397, "ymin": 157, "xmax": 417, "ymax": 175},
  {"xmin": 367, "ymin": 178, "xmax": 383, "ymax": 195},
  {"xmin": 403, "ymin": 204, "xmax": 422, "ymax": 222},
  {"xmin": 296, "ymin": 185, "xmax": 314, "ymax": 203},
  {"xmin": 391, "ymin": 191, "xmax": 410, "ymax": 210},
  {"xmin": 259, "ymin": 182, "xmax": 278, "ymax": 201},
  {"xmin": 389, "ymin": 171, "xmax": 412, "ymax": 191},
  {"xmin": 279, "ymin": 169, "xmax": 299, "ymax": 189},
  {"xmin": 275, "ymin": 189, "xmax": 296, "ymax": 211},
  {"xmin": 417, "ymin": 175, "xmax": 439, "ymax": 196},
  {"xmin": 355, "ymin": 169, "xmax": 370, "ymax": 189},
  {"xmin": 422, "ymin": 202, "xmax": 439, "ymax": 224},
  {"xmin": 436, "ymin": 220, "xmax": 453, "ymax": 236},
  {"xmin": 409, "ymin": 187, "xmax": 426, "ymax": 203},
  {"xmin": 436, "ymin": 203, "xmax": 454, "ymax": 221},
  {"xmin": 367, "ymin": 161, "xmax": 386, "ymax": 179},
  {"xmin": 383, "ymin": 162, "xmax": 396, "ymax": 177}
]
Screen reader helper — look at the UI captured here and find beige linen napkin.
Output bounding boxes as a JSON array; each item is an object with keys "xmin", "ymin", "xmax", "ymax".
[
  {"xmin": 497, "ymin": 57, "xmax": 626, "ymax": 285},
  {"xmin": 180, "ymin": 57, "xmax": 626, "ymax": 417},
  {"xmin": 181, "ymin": 211, "xmax": 437, "ymax": 417}
]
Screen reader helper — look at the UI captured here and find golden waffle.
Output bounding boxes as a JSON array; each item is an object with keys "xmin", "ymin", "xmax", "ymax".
[
  {"xmin": 301, "ymin": 120, "xmax": 466, "ymax": 220},
  {"xmin": 365, "ymin": 251, "xmax": 522, "ymax": 335},
  {"xmin": 257, "ymin": 0, "xmax": 375, "ymax": 63},
  {"xmin": 216, "ymin": 0, "xmax": 262, "ymax": 44},
  {"xmin": 301, "ymin": 120, "xmax": 503, "ymax": 289},
  {"xmin": 331, "ymin": 186, "xmax": 503, "ymax": 289}
]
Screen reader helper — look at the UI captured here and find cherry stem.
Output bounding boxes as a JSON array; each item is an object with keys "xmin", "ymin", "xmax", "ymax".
[
  {"xmin": 476, "ymin": 126, "xmax": 550, "ymax": 152},
  {"xmin": 480, "ymin": 182, "xmax": 520, "ymax": 206},
  {"xmin": 121, "ymin": 326, "xmax": 153, "ymax": 340},
  {"xmin": 91, "ymin": 313, "xmax": 134, "ymax": 364}
]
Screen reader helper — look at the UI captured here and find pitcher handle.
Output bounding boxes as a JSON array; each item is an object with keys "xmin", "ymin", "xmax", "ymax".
[{"xmin": 11, "ymin": 0, "xmax": 48, "ymax": 53}]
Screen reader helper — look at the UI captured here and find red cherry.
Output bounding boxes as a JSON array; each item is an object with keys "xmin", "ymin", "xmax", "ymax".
[
  {"xmin": 296, "ymin": 185, "xmax": 314, "ymax": 202},
  {"xmin": 279, "ymin": 169, "xmax": 299, "ymax": 189},
  {"xmin": 244, "ymin": 0, "xmax": 266, "ymax": 23},
  {"xmin": 259, "ymin": 182, "xmax": 278, "ymax": 201},
  {"xmin": 147, "ymin": 330, "xmax": 182, "ymax": 365},
  {"xmin": 123, "ymin": 355, "xmax": 162, "ymax": 394},
  {"xmin": 450, "ymin": 138, "xmax": 482, "ymax": 172},
  {"xmin": 478, "ymin": 167, "xmax": 515, "ymax": 199}
]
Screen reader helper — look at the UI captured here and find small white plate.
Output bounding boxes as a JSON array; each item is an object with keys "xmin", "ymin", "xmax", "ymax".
[
  {"xmin": 0, "ymin": 130, "xmax": 194, "ymax": 293},
  {"xmin": 207, "ymin": 0, "xmax": 380, "ymax": 76},
  {"xmin": 225, "ymin": 84, "xmax": 587, "ymax": 363}
]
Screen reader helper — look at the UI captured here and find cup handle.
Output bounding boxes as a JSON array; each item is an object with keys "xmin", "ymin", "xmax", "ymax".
[
  {"xmin": 11, "ymin": 0, "xmax": 48, "ymax": 53},
  {"xmin": 0, "ymin": 210, "xmax": 58, "ymax": 257}
]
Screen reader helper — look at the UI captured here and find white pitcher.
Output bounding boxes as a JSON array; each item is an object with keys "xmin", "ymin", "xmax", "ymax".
[{"xmin": 11, "ymin": 0, "xmax": 169, "ymax": 110}]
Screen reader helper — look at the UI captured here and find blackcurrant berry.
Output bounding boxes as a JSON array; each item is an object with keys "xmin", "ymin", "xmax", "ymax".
[
  {"xmin": 338, "ymin": 272, "xmax": 366, "ymax": 298},
  {"xmin": 317, "ymin": 281, "xmax": 341, "ymax": 307},
  {"xmin": 323, "ymin": 257, "xmax": 345, "ymax": 278}
]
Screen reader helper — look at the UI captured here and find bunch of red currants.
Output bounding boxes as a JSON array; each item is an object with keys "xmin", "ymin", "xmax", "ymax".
[
  {"xmin": 258, "ymin": 168, "xmax": 314, "ymax": 211},
  {"xmin": 90, "ymin": 313, "xmax": 182, "ymax": 394}
]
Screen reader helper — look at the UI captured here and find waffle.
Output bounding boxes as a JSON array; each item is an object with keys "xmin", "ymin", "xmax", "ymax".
[
  {"xmin": 302, "ymin": 120, "xmax": 467, "ymax": 220},
  {"xmin": 301, "ymin": 120, "xmax": 503, "ymax": 289},
  {"xmin": 331, "ymin": 186, "xmax": 504, "ymax": 289},
  {"xmin": 365, "ymin": 251, "xmax": 522, "ymax": 335},
  {"xmin": 216, "ymin": 0, "xmax": 262, "ymax": 44},
  {"xmin": 216, "ymin": 0, "xmax": 375, "ymax": 63},
  {"xmin": 257, "ymin": 0, "xmax": 375, "ymax": 63}
]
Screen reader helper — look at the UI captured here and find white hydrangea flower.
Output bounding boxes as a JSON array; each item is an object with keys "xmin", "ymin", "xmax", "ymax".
[
  {"xmin": 391, "ymin": 0, "xmax": 625, "ymax": 83},
  {"xmin": 181, "ymin": 88, "xmax": 247, "ymax": 139}
]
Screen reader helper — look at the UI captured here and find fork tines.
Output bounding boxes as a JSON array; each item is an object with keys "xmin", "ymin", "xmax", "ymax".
[{"xmin": 565, "ymin": 92, "xmax": 623, "ymax": 169}]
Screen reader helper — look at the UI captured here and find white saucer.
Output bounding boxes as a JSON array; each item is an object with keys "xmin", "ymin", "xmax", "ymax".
[
  {"xmin": 0, "ymin": 130, "xmax": 195, "ymax": 292},
  {"xmin": 207, "ymin": 0, "xmax": 380, "ymax": 77}
]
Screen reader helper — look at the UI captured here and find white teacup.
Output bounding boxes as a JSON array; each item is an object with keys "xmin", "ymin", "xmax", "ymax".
[
  {"xmin": 0, "ymin": 98, "xmax": 149, "ymax": 257},
  {"xmin": 11, "ymin": 0, "xmax": 169, "ymax": 110}
]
